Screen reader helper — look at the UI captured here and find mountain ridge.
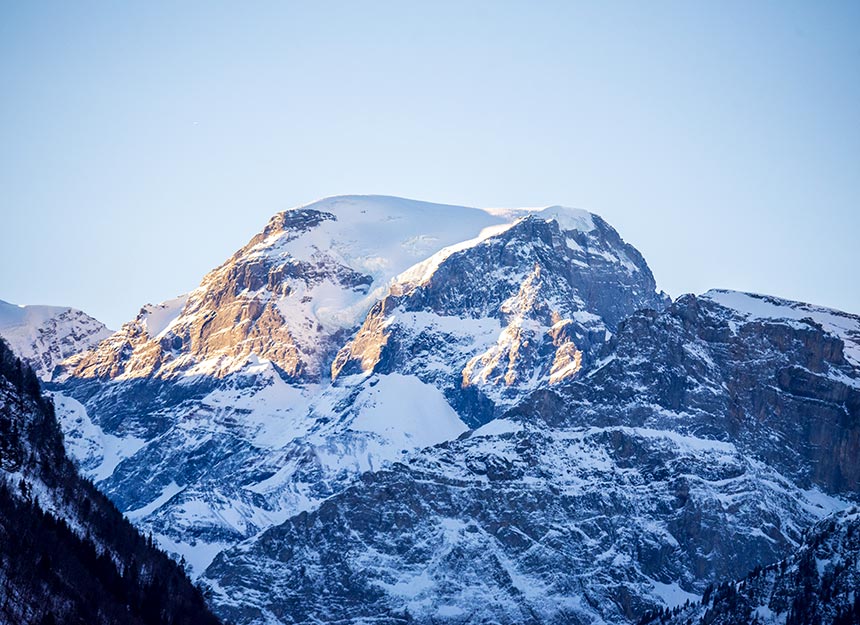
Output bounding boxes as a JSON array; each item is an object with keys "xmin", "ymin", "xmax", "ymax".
[{"xmin": 1, "ymin": 194, "xmax": 856, "ymax": 625}]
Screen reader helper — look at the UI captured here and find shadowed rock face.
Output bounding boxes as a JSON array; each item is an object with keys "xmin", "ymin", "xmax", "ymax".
[
  {"xmin": 512, "ymin": 292, "xmax": 860, "ymax": 496},
  {"xmin": 665, "ymin": 508, "xmax": 860, "ymax": 625},
  {"xmin": 204, "ymin": 424, "xmax": 838, "ymax": 625}
]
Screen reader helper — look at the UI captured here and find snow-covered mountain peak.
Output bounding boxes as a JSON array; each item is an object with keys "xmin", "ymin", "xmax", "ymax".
[
  {"xmin": 242, "ymin": 195, "xmax": 512, "ymax": 279},
  {"xmin": 332, "ymin": 207, "xmax": 666, "ymax": 424},
  {"xmin": 533, "ymin": 204, "xmax": 596, "ymax": 232},
  {"xmin": 0, "ymin": 299, "xmax": 66, "ymax": 327},
  {"xmin": 249, "ymin": 196, "xmax": 597, "ymax": 286},
  {"xmin": 64, "ymin": 196, "xmax": 619, "ymax": 383},
  {"xmin": 0, "ymin": 299, "xmax": 111, "ymax": 380}
]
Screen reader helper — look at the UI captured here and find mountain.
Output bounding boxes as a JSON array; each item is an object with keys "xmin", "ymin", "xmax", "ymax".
[
  {"xmin": 202, "ymin": 290, "xmax": 858, "ymax": 624},
  {"xmin": 512, "ymin": 289, "xmax": 860, "ymax": 496},
  {"xmin": 659, "ymin": 508, "xmax": 860, "ymax": 625},
  {"xmin": 48, "ymin": 195, "xmax": 666, "ymax": 578},
  {"xmin": 0, "ymin": 299, "xmax": 111, "ymax": 381},
  {"xmin": 27, "ymin": 194, "xmax": 858, "ymax": 625},
  {"xmin": 0, "ymin": 338, "xmax": 220, "ymax": 625}
]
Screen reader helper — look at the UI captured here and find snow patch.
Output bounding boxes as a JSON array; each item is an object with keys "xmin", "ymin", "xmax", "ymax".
[
  {"xmin": 126, "ymin": 481, "xmax": 185, "ymax": 520},
  {"xmin": 649, "ymin": 579, "xmax": 699, "ymax": 608},
  {"xmin": 140, "ymin": 295, "xmax": 188, "ymax": 339},
  {"xmin": 535, "ymin": 205, "xmax": 596, "ymax": 233},
  {"xmin": 348, "ymin": 374, "xmax": 468, "ymax": 451},
  {"xmin": 473, "ymin": 418, "xmax": 523, "ymax": 438}
]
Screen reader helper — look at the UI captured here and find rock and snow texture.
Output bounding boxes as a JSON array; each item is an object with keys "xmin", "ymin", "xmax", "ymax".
[
  {"xmin": 664, "ymin": 508, "xmax": 860, "ymax": 625},
  {"xmin": 201, "ymin": 288, "xmax": 860, "ymax": 625},
  {"xmin": 526, "ymin": 291, "xmax": 860, "ymax": 496},
  {"xmin": 0, "ymin": 299, "xmax": 111, "ymax": 381},
  {"xmin": 702, "ymin": 289, "xmax": 860, "ymax": 368},
  {"xmin": 62, "ymin": 196, "xmax": 528, "ymax": 383},
  {"xmin": 205, "ymin": 423, "xmax": 846, "ymax": 625},
  {"xmin": 332, "ymin": 212, "xmax": 666, "ymax": 426},
  {"xmin": 50, "ymin": 195, "xmax": 664, "ymax": 576},
  {"xmin": 23, "ymin": 194, "xmax": 859, "ymax": 625}
]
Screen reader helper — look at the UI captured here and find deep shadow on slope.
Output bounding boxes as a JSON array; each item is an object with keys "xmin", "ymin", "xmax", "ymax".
[{"xmin": 0, "ymin": 339, "xmax": 221, "ymax": 625}]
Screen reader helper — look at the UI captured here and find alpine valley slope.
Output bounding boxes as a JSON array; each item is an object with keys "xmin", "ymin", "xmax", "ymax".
[
  {"xmin": 0, "ymin": 338, "xmax": 220, "ymax": 625},
  {"xmin": 49, "ymin": 195, "xmax": 666, "ymax": 578},
  {"xmin": 661, "ymin": 507, "xmax": 860, "ymax": 625}
]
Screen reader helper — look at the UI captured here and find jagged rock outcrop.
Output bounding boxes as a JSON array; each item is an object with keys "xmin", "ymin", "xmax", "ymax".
[
  {"xmin": 0, "ymin": 299, "xmax": 111, "ymax": 381},
  {"xmin": 203, "ymin": 421, "xmax": 845, "ymax": 625},
  {"xmin": 511, "ymin": 289, "xmax": 860, "ymax": 496},
  {"xmin": 201, "ymin": 289, "xmax": 859, "ymax": 625},
  {"xmin": 62, "ymin": 196, "xmax": 517, "ymax": 384}
]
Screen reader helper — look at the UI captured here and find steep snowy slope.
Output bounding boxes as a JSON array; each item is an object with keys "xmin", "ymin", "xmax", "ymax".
[
  {"xmin": 0, "ymin": 339, "xmax": 220, "ymax": 625},
  {"xmin": 202, "ymin": 290, "xmax": 859, "ymax": 625},
  {"xmin": 0, "ymin": 299, "xmax": 111, "ymax": 380},
  {"xmin": 52, "ymin": 195, "xmax": 666, "ymax": 576}
]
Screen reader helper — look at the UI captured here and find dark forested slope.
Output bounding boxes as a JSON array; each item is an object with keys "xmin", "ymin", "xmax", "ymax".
[{"xmin": 0, "ymin": 339, "xmax": 220, "ymax": 625}]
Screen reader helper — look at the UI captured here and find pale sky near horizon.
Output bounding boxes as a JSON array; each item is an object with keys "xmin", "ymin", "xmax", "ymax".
[{"xmin": 2, "ymin": 1, "xmax": 858, "ymax": 329}]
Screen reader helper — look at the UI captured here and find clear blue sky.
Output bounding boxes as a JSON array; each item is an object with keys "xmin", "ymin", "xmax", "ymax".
[{"xmin": 2, "ymin": 1, "xmax": 858, "ymax": 329}]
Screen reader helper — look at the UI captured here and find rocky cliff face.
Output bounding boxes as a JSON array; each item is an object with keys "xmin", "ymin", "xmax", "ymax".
[
  {"xmin": 204, "ymin": 422, "xmax": 845, "ymax": 625},
  {"xmin": 333, "ymin": 211, "xmax": 666, "ymax": 426},
  {"xmin": 0, "ymin": 299, "xmax": 111, "ymax": 381},
  {"xmin": 511, "ymin": 289, "xmax": 860, "ymax": 496}
]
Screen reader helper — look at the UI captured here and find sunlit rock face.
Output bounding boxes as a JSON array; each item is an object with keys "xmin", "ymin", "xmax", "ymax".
[
  {"xmin": 47, "ymin": 195, "xmax": 666, "ymax": 579},
  {"xmin": 62, "ymin": 208, "xmax": 365, "ymax": 384}
]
